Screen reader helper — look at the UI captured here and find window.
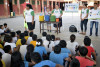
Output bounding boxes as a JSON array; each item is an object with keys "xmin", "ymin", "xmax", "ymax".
[
  {"xmin": 44, "ymin": 1, "xmax": 47, "ymax": 5},
  {"xmin": 32, "ymin": 0, "xmax": 35, "ymax": 5},
  {"xmin": 15, "ymin": 0, "xmax": 17, "ymax": 5},
  {"xmin": 0, "ymin": 0, "xmax": 4, "ymax": 4},
  {"xmin": 20, "ymin": 0, "xmax": 25, "ymax": 4},
  {"xmin": 37, "ymin": 1, "xmax": 39, "ymax": 5}
]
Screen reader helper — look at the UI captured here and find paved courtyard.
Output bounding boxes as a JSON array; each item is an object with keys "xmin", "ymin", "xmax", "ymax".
[{"xmin": 0, "ymin": 12, "xmax": 100, "ymax": 66}]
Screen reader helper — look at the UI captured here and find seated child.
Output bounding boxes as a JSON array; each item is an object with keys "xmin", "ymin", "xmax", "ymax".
[
  {"xmin": 49, "ymin": 45, "xmax": 69, "ymax": 66},
  {"xmin": 84, "ymin": 37, "xmax": 96, "ymax": 61},
  {"xmin": 41, "ymin": 32, "xmax": 47, "ymax": 41},
  {"xmin": 27, "ymin": 32, "xmax": 33, "ymax": 45},
  {"xmin": 34, "ymin": 39, "xmax": 47, "ymax": 60},
  {"xmin": 10, "ymin": 32, "xmax": 17, "ymax": 43},
  {"xmin": 59, "ymin": 40, "xmax": 71, "ymax": 54},
  {"xmin": 76, "ymin": 46, "xmax": 96, "ymax": 67},
  {"xmin": 54, "ymin": 37, "xmax": 60, "ymax": 46},
  {"xmin": 30, "ymin": 34, "xmax": 37, "ymax": 48},
  {"xmin": 16, "ymin": 30, "xmax": 21, "ymax": 39},
  {"xmin": 19, "ymin": 38, "xmax": 27, "ymax": 60},
  {"xmin": 0, "ymin": 25, "xmax": 5, "ymax": 35},
  {"xmin": 2, "ymin": 45, "xmax": 12, "ymax": 67},
  {"xmin": 3, "ymin": 23, "xmax": 11, "ymax": 33},
  {"xmin": 31, "ymin": 52, "xmax": 63, "ymax": 67},
  {"xmin": 70, "ymin": 58, "xmax": 80, "ymax": 67},
  {"xmin": 67, "ymin": 34, "xmax": 79, "ymax": 55},
  {"xmin": 24, "ymin": 31, "xmax": 29, "ymax": 41}
]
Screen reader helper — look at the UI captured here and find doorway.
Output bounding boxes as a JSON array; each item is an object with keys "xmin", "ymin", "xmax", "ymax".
[{"xmin": 9, "ymin": 0, "xmax": 13, "ymax": 12}]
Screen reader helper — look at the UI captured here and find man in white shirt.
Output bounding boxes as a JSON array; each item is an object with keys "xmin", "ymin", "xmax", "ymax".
[{"xmin": 90, "ymin": 3, "xmax": 100, "ymax": 36}]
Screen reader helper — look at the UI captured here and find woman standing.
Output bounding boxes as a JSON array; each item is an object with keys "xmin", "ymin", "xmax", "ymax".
[
  {"xmin": 25, "ymin": 4, "xmax": 35, "ymax": 32},
  {"xmin": 51, "ymin": 4, "xmax": 63, "ymax": 32},
  {"xmin": 80, "ymin": 3, "xmax": 89, "ymax": 35}
]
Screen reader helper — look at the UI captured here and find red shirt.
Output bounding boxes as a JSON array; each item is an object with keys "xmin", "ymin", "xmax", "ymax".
[
  {"xmin": 86, "ymin": 46, "xmax": 95, "ymax": 58},
  {"xmin": 76, "ymin": 56, "xmax": 94, "ymax": 67}
]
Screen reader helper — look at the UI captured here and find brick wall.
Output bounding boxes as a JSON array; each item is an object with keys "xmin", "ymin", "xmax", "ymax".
[{"xmin": 0, "ymin": 4, "xmax": 5, "ymax": 16}]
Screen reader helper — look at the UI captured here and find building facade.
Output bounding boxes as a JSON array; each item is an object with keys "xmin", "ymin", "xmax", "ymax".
[{"xmin": 0, "ymin": 0, "xmax": 100, "ymax": 18}]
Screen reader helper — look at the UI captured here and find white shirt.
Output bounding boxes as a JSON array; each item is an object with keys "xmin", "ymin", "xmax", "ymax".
[
  {"xmin": 0, "ymin": 29, "xmax": 4, "ymax": 34},
  {"xmin": 0, "ymin": 48, "xmax": 5, "ymax": 54},
  {"xmin": 4, "ymin": 42, "xmax": 16, "ymax": 52},
  {"xmin": 53, "ymin": 9, "xmax": 62, "ymax": 18},
  {"xmin": 45, "ymin": 11, "xmax": 50, "ymax": 15},
  {"xmin": 12, "ymin": 37, "xmax": 17, "ymax": 43},
  {"xmin": 41, "ymin": 37, "xmax": 46, "ymax": 41},
  {"xmin": 67, "ymin": 41, "xmax": 79, "ymax": 55},
  {"xmin": 54, "ymin": 40, "xmax": 60, "ymax": 46},
  {"xmin": 27, "ymin": 37, "xmax": 32, "ymax": 45},
  {"xmin": 43, "ymin": 40, "xmax": 55, "ymax": 52},
  {"xmin": 81, "ymin": 8, "xmax": 89, "ymax": 19},
  {"xmin": 19, "ymin": 45, "xmax": 27, "ymax": 60},
  {"xmin": 2, "ymin": 53, "xmax": 11, "ymax": 67}
]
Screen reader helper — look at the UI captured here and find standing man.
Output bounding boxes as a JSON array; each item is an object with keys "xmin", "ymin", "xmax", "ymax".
[
  {"xmin": 90, "ymin": 3, "xmax": 100, "ymax": 36},
  {"xmin": 80, "ymin": 3, "xmax": 89, "ymax": 35},
  {"xmin": 25, "ymin": 4, "xmax": 35, "ymax": 33}
]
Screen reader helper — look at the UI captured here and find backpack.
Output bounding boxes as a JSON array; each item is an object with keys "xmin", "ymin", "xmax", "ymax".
[{"xmin": 69, "ymin": 25, "xmax": 77, "ymax": 32}]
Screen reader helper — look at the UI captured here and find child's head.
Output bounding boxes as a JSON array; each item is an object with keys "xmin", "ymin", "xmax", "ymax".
[
  {"xmin": 31, "ymin": 52, "xmax": 41, "ymax": 64},
  {"xmin": 19, "ymin": 33, "xmax": 25, "ymax": 39},
  {"xmin": 79, "ymin": 46, "xmax": 88, "ymax": 57},
  {"xmin": 32, "ymin": 34, "xmax": 37, "ymax": 41},
  {"xmin": 0, "ymin": 25, "xmax": 4, "ymax": 29},
  {"xmin": 16, "ymin": 30, "xmax": 21, "ymax": 36},
  {"xmin": 36, "ymin": 39, "xmax": 43, "ymax": 46},
  {"xmin": 11, "ymin": 51, "xmax": 22, "ymax": 67},
  {"xmin": 70, "ymin": 34, "xmax": 76, "ymax": 42},
  {"xmin": 26, "ymin": 44, "xmax": 34, "ymax": 62},
  {"xmin": 46, "ymin": 35, "xmax": 51, "ymax": 41},
  {"xmin": 84, "ymin": 36, "xmax": 91, "ymax": 46},
  {"xmin": 51, "ymin": 35, "xmax": 55, "ymax": 41},
  {"xmin": 3, "ymin": 23, "xmax": 7, "ymax": 28},
  {"xmin": 42, "ymin": 32, "xmax": 47, "ymax": 37},
  {"xmin": 46, "ymin": 7, "xmax": 49, "ymax": 12},
  {"xmin": 4, "ymin": 35, "xmax": 12, "ymax": 43},
  {"xmin": 29, "ymin": 32, "xmax": 33, "ymax": 37},
  {"xmin": 4, "ymin": 45, "xmax": 12, "ymax": 54},
  {"xmin": 54, "ymin": 45, "xmax": 61, "ymax": 54},
  {"xmin": 59, "ymin": 40, "xmax": 67, "ymax": 48},
  {"xmin": 21, "ymin": 38, "xmax": 26, "ymax": 45},
  {"xmin": 24, "ymin": 31, "xmax": 28, "ymax": 36},
  {"xmin": 83, "ymin": 3, "xmax": 88, "ymax": 8},
  {"xmin": 10, "ymin": 32, "xmax": 16, "ymax": 37},
  {"xmin": 70, "ymin": 58, "xmax": 80, "ymax": 67}
]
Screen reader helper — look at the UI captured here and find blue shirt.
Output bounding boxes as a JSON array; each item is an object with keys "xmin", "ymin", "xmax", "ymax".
[
  {"xmin": 24, "ymin": 61, "xmax": 29, "ymax": 67},
  {"xmin": 61, "ymin": 48, "xmax": 71, "ymax": 54},
  {"xmin": 33, "ymin": 60, "xmax": 56, "ymax": 67},
  {"xmin": 34, "ymin": 46, "xmax": 47, "ymax": 59},
  {"xmin": 50, "ymin": 51, "xmax": 69, "ymax": 66}
]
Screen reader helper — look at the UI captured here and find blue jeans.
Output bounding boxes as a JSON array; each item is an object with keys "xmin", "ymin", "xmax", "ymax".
[{"xmin": 90, "ymin": 21, "xmax": 99, "ymax": 35}]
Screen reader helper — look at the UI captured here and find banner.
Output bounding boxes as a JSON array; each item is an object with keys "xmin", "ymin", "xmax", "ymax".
[
  {"xmin": 88, "ymin": 9, "xmax": 100, "ymax": 20},
  {"xmin": 65, "ymin": 3, "xmax": 79, "ymax": 12}
]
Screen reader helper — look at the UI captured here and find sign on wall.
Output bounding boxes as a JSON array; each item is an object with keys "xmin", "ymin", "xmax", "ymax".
[{"xmin": 65, "ymin": 3, "xmax": 79, "ymax": 12}]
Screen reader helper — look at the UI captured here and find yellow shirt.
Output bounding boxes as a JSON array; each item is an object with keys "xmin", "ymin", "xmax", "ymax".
[
  {"xmin": 16, "ymin": 39, "xmax": 22, "ymax": 47},
  {"xmin": 0, "ymin": 44, "xmax": 3, "ymax": 49},
  {"xmin": 30, "ymin": 41, "xmax": 36, "ymax": 48},
  {"xmin": 1, "ymin": 60, "xmax": 6, "ymax": 67},
  {"xmin": 24, "ymin": 36, "xmax": 29, "ymax": 41}
]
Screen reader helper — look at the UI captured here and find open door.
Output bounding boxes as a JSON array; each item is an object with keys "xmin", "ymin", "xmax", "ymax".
[{"xmin": 9, "ymin": 0, "xmax": 13, "ymax": 16}]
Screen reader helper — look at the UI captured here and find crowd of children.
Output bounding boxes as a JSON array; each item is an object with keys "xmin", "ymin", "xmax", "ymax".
[{"xmin": 0, "ymin": 23, "xmax": 97, "ymax": 67}]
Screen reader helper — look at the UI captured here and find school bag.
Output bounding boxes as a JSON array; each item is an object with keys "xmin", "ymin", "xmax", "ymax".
[{"xmin": 69, "ymin": 25, "xmax": 77, "ymax": 32}]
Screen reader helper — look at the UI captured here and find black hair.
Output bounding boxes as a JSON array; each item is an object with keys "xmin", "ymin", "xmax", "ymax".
[
  {"xmin": 94, "ymin": 3, "xmax": 98, "ymax": 5},
  {"xmin": 42, "ymin": 32, "xmax": 47, "ymax": 37},
  {"xmin": 84, "ymin": 37, "xmax": 91, "ymax": 46},
  {"xmin": 79, "ymin": 46, "xmax": 88, "ymax": 56},
  {"xmin": 26, "ymin": 4, "xmax": 33, "ymax": 9},
  {"xmin": 36, "ymin": 39, "xmax": 43, "ymax": 46},
  {"xmin": 54, "ymin": 45, "xmax": 61, "ymax": 54},
  {"xmin": 59, "ymin": 40, "xmax": 67, "ymax": 48},
  {"xmin": 70, "ymin": 34, "xmax": 76, "ymax": 42},
  {"xmin": 11, "ymin": 51, "xmax": 24, "ymax": 67},
  {"xmin": 83, "ymin": 3, "xmax": 88, "ymax": 7},
  {"xmin": 4, "ymin": 23, "xmax": 7, "ymax": 26},
  {"xmin": 31, "ymin": 52, "xmax": 41, "ymax": 63},
  {"xmin": 46, "ymin": 35, "xmax": 51, "ymax": 48},
  {"xmin": 19, "ymin": 33, "xmax": 25, "ymax": 39},
  {"xmin": 42, "ymin": 65, "xmax": 50, "ymax": 67},
  {"xmin": 0, "ymin": 25, "xmax": 3, "ymax": 29},
  {"xmin": 21, "ymin": 38, "xmax": 26, "ymax": 45},
  {"xmin": 4, "ymin": 45, "xmax": 11, "ymax": 53},
  {"xmin": 32, "ymin": 34, "xmax": 37, "ymax": 41},
  {"xmin": 4, "ymin": 35, "xmax": 12, "ymax": 42},
  {"xmin": 16, "ymin": 30, "xmax": 21, "ymax": 35},
  {"xmin": 51, "ymin": 35, "xmax": 55, "ymax": 41},
  {"xmin": 70, "ymin": 58, "xmax": 80, "ymax": 67},
  {"xmin": 24, "ymin": 31, "xmax": 28, "ymax": 36},
  {"xmin": 10, "ymin": 32, "xmax": 16, "ymax": 37},
  {"xmin": 0, "ymin": 52, "xmax": 2, "ymax": 59},
  {"xmin": 25, "ymin": 44, "xmax": 34, "ymax": 62},
  {"xmin": 29, "ymin": 32, "xmax": 33, "ymax": 37}
]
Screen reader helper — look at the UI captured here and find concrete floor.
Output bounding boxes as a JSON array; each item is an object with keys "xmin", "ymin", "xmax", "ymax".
[{"xmin": 0, "ymin": 12, "xmax": 100, "ymax": 66}]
